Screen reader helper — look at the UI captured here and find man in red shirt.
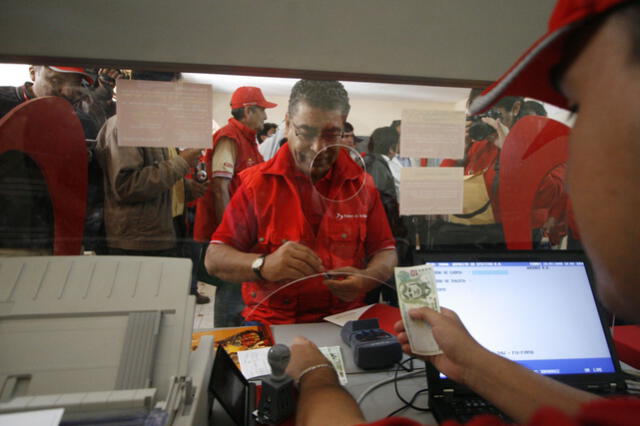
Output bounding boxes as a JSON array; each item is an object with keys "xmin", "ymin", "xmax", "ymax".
[
  {"xmin": 194, "ymin": 86, "xmax": 276, "ymax": 325},
  {"xmin": 284, "ymin": 1, "xmax": 640, "ymax": 425},
  {"xmin": 205, "ymin": 80, "xmax": 397, "ymax": 325}
]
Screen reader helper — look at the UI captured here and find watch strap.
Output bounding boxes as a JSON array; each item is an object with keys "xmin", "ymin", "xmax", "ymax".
[{"xmin": 253, "ymin": 254, "xmax": 267, "ymax": 281}]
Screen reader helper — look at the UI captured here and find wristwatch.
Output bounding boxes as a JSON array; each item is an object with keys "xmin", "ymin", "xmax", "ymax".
[{"xmin": 251, "ymin": 254, "xmax": 268, "ymax": 281}]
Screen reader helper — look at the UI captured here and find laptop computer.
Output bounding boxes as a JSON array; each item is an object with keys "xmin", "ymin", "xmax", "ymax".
[
  {"xmin": 418, "ymin": 251, "xmax": 627, "ymax": 423},
  {"xmin": 210, "ymin": 345, "xmax": 257, "ymax": 426}
]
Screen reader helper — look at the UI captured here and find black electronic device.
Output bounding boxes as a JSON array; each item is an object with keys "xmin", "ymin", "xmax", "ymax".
[
  {"xmin": 341, "ymin": 318, "xmax": 402, "ymax": 370},
  {"xmin": 467, "ymin": 109, "xmax": 502, "ymax": 141},
  {"xmin": 194, "ymin": 160, "xmax": 208, "ymax": 183},
  {"xmin": 256, "ymin": 344, "xmax": 296, "ymax": 425},
  {"xmin": 210, "ymin": 345, "xmax": 256, "ymax": 426}
]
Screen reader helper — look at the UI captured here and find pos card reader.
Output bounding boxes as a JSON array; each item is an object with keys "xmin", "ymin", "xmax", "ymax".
[{"xmin": 341, "ymin": 318, "xmax": 402, "ymax": 370}]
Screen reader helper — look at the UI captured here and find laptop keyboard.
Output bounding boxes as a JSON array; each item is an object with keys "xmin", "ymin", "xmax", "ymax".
[{"xmin": 447, "ymin": 396, "xmax": 512, "ymax": 423}]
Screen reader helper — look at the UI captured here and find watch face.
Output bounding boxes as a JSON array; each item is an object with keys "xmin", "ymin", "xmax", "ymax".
[
  {"xmin": 252, "ymin": 255, "xmax": 266, "ymax": 280},
  {"xmin": 252, "ymin": 256, "xmax": 264, "ymax": 270}
]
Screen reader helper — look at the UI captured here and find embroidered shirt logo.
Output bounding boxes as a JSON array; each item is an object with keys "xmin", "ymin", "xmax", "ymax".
[{"xmin": 336, "ymin": 213, "xmax": 367, "ymax": 220}]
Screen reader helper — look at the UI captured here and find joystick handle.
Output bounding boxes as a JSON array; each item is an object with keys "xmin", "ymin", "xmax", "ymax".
[{"xmin": 268, "ymin": 344, "xmax": 291, "ymax": 381}]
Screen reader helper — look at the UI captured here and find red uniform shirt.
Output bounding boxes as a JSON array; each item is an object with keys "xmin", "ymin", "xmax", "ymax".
[
  {"xmin": 193, "ymin": 118, "xmax": 263, "ymax": 242},
  {"xmin": 211, "ymin": 144, "xmax": 396, "ymax": 325},
  {"xmin": 361, "ymin": 397, "xmax": 640, "ymax": 426}
]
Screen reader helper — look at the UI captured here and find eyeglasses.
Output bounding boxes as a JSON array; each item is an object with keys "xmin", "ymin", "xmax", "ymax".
[{"xmin": 292, "ymin": 123, "xmax": 344, "ymax": 144}]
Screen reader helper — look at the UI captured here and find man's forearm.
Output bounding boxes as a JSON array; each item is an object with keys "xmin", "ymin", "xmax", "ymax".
[
  {"xmin": 211, "ymin": 177, "xmax": 231, "ymax": 225},
  {"xmin": 465, "ymin": 348, "xmax": 599, "ymax": 423},
  {"xmin": 205, "ymin": 243, "xmax": 262, "ymax": 283},
  {"xmin": 295, "ymin": 368, "xmax": 365, "ymax": 426},
  {"xmin": 362, "ymin": 249, "xmax": 398, "ymax": 292}
]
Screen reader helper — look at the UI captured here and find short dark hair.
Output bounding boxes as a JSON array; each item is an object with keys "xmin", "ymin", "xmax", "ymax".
[
  {"xmin": 344, "ymin": 122, "xmax": 354, "ymax": 133},
  {"xmin": 288, "ymin": 80, "xmax": 350, "ymax": 117},
  {"xmin": 231, "ymin": 107, "xmax": 245, "ymax": 120},
  {"xmin": 495, "ymin": 96, "xmax": 524, "ymax": 111},
  {"xmin": 390, "ymin": 120, "xmax": 401, "ymax": 130},
  {"xmin": 521, "ymin": 100, "xmax": 547, "ymax": 117},
  {"xmin": 257, "ymin": 122, "xmax": 278, "ymax": 138},
  {"xmin": 369, "ymin": 127, "xmax": 399, "ymax": 156}
]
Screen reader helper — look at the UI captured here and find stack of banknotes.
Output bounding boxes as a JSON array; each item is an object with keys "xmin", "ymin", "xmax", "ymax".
[{"xmin": 395, "ymin": 264, "xmax": 442, "ymax": 356}]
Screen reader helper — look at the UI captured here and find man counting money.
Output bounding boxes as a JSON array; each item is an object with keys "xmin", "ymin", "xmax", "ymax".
[{"xmin": 205, "ymin": 80, "xmax": 397, "ymax": 325}]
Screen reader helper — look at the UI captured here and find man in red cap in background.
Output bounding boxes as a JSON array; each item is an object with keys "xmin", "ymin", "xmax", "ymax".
[
  {"xmin": 194, "ymin": 86, "xmax": 276, "ymax": 325},
  {"xmin": 282, "ymin": 1, "xmax": 640, "ymax": 425}
]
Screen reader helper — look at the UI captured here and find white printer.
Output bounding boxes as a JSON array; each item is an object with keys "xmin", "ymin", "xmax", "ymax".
[{"xmin": 0, "ymin": 256, "xmax": 214, "ymax": 425}]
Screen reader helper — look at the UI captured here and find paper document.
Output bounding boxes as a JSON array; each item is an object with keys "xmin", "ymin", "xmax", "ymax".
[
  {"xmin": 236, "ymin": 345, "xmax": 348, "ymax": 385},
  {"xmin": 323, "ymin": 304, "xmax": 375, "ymax": 327},
  {"xmin": 238, "ymin": 347, "xmax": 272, "ymax": 379},
  {"xmin": 117, "ymin": 79, "xmax": 212, "ymax": 148},
  {"xmin": 319, "ymin": 346, "xmax": 348, "ymax": 385},
  {"xmin": 399, "ymin": 167, "xmax": 463, "ymax": 215},
  {"xmin": 395, "ymin": 264, "xmax": 442, "ymax": 356},
  {"xmin": 0, "ymin": 408, "xmax": 64, "ymax": 426},
  {"xmin": 400, "ymin": 109, "xmax": 465, "ymax": 159}
]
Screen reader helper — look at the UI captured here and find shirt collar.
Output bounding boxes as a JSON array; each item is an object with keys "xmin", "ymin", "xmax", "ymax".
[{"xmin": 228, "ymin": 117, "xmax": 257, "ymax": 141}]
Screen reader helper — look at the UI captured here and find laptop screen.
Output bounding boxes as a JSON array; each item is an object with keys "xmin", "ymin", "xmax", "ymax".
[{"xmin": 430, "ymin": 259, "xmax": 616, "ymax": 376}]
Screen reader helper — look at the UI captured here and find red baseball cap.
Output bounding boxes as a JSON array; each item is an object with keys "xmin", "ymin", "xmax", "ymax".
[
  {"xmin": 470, "ymin": 0, "xmax": 633, "ymax": 114},
  {"xmin": 47, "ymin": 66, "xmax": 95, "ymax": 85},
  {"xmin": 230, "ymin": 86, "xmax": 277, "ymax": 109}
]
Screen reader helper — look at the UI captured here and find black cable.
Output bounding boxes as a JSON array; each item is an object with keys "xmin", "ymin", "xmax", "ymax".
[
  {"xmin": 392, "ymin": 358, "xmax": 431, "ymax": 412},
  {"xmin": 386, "ymin": 389, "xmax": 430, "ymax": 417}
]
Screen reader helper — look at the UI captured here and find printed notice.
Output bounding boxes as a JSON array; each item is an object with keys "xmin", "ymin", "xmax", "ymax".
[
  {"xmin": 117, "ymin": 79, "xmax": 212, "ymax": 148},
  {"xmin": 399, "ymin": 167, "xmax": 463, "ymax": 215},
  {"xmin": 400, "ymin": 109, "xmax": 465, "ymax": 159}
]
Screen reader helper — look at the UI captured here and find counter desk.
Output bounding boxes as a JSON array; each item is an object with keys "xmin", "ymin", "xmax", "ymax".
[{"xmin": 209, "ymin": 322, "xmax": 436, "ymax": 425}]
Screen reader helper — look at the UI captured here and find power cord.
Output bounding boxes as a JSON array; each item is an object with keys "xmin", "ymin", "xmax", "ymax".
[
  {"xmin": 393, "ymin": 358, "xmax": 431, "ymax": 412},
  {"xmin": 387, "ymin": 389, "xmax": 430, "ymax": 417},
  {"xmin": 356, "ymin": 360, "xmax": 426, "ymax": 405}
]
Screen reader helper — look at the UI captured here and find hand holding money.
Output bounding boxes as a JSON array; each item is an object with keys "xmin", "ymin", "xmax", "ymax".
[
  {"xmin": 394, "ymin": 307, "xmax": 486, "ymax": 384},
  {"xmin": 395, "ymin": 264, "xmax": 442, "ymax": 356}
]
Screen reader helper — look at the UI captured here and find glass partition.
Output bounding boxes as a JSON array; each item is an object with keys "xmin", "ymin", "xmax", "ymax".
[{"xmin": 0, "ymin": 63, "xmax": 574, "ymax": 327}]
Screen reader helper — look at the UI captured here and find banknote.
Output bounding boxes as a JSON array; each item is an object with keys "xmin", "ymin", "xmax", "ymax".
[
  {"xmin": 395, "ymin": 264, "xmax": 442, "ymax": 356},
  {"xmin": 319, "ymin": 345, "xmax": 348, "ymax": 385}
]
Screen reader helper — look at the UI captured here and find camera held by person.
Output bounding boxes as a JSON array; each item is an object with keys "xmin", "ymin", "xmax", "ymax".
[{"xmin": 467, "ymin": 109, "xmax": 502, "ymax": 141}]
